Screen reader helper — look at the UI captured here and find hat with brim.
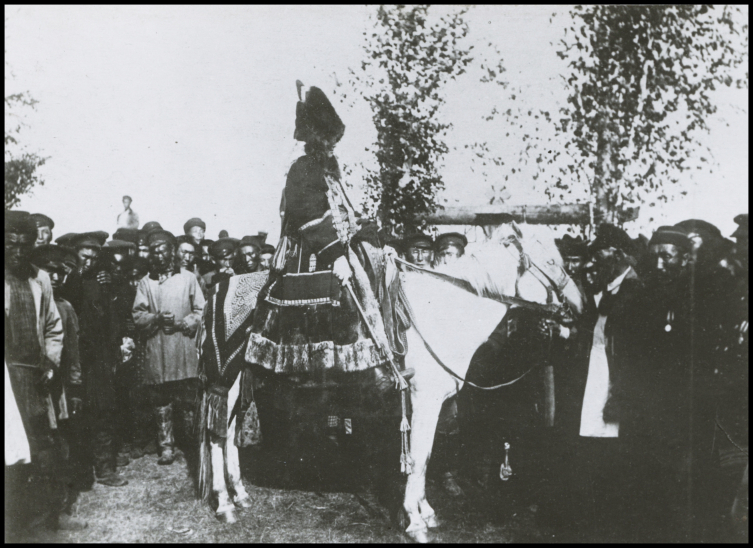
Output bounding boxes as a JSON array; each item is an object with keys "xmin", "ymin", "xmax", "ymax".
[
  {"xmin": 209, "ymin": 237, "xmax": 240, "ymax": 260},
  {"xmin": 31, "ymin": 244, "xmax": 72, "ymax": 271},
  {"xmin": 732, "ymin": 213, "xmax": 748, "ymax": 239},
  {"xmin": 674, "ymin": 219, "xmax": 722, "ymax": 242},
  {"xmin": 555, "ymin": 234, "xmax": 587, "ymax": 258},
  {"xmin": 175, "ymin": 235, "xmax": 199, "ymax": 251},
  {"xmin": 30, "ymin": 213, "xmax": 54, "ymax": 230},
  {"xmin": 435, "ymin": 232, "xmax": 468, "ymax": 252},
  {"xmin": 71, "ymin": 231, "xmax": 109, "ymax": 250},
  {"xmin": 104, "ymin": 239, "xmax": 137, "ymax": 253},
  {"xmin": 403, "ymin": 233, "xmax": 434, "ymax": 251},
  {"xmin": 55, "ymin": 233, "xmax": 79, "ymax": 248},
  {"xmin": 260, "ymin": 243, "xmax": 276, "ymax": 256},
  {"xmin": 649, "ymin": 226, "xmax": 692, "ymax": 252},
  {"xmin": 141, "ymin": 221, "xmax": 163, "ymax": 234},
  {"xmin": 5, "ymin": 210, "xmax": 38, "ymax": 238},
  {"xmin": 589, "ymin": 224, "xmax": 634, "ymax": 256},
  {"xmin": 113, "ymin": 228, "xmax": 140, "ymax": 245},
  {"xmin": 239, "ymin": 235, "xmax": 262, "ymax": 251},
  {"xmin": 147, "ymin": 229, "xmax": 177, "ymax": 248},
  {"xmin": 183, "ymin": 218, "xmax": 206, "ymax": 233},
  {"xmin": 294, "ymin": 85, "xmax": 345, "ymax": 145}
]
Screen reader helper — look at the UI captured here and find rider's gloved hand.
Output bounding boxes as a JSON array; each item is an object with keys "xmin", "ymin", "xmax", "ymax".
[{"xmin": 332, "ymin": 256, "xmax": 351, "ymax": 284}]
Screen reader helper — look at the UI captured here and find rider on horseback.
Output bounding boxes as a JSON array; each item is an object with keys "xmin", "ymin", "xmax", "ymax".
[{"xmin": 244, "ymin": 83, "xmax": 403, "ymax": 387}]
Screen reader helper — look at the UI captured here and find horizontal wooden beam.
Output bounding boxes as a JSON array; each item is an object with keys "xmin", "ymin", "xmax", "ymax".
[{"xmin": 422, "ymin": 204, "xmax": 639, "ymax": 226}]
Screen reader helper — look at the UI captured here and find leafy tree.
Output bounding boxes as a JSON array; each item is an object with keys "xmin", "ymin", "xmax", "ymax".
[
  {"xmin": 338, "ymin": 5, "xmax": 487, "ymax": 235},
  {"xmin": 5, "ymin": 93, "xmax": 47, "ymax": 210},
  {"xmin": 494, "ymin": 5, "xmax": 748, "ymax": 227},
  {"xmin": 5, "ymin": 23, "xmax": 48, "ymax": 210}
]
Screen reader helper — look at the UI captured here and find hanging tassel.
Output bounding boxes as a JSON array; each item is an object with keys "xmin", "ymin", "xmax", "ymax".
[
  {"xmin": 400, "ymin": 389, "xmax": 413, "ymax": 475},
  {"xmin": 271, "ymin": 235, "xmax": 290, "ymax": 272}
]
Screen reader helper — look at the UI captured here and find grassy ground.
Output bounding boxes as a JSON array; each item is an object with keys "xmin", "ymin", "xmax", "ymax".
[{"xmin": 11, "ymin": 444, "xmax": 554, "ymax": 544}]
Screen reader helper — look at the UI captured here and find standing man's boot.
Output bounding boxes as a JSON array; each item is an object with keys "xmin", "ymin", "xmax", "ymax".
[
  {"xmin": 156, "ymin": 404, "xmax": 175, "ymax": 465},
  {"xmin": 92, "ymin": 416, "xmax": 128, "ymax": 486}
]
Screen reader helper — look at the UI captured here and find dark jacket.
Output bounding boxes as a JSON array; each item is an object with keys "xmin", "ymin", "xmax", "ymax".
[
  {"xmin": 567, "ymin": 267, "xmax": 645, "ymax": 426},
  {"xmin": 70, "ymin": 271, "xmax": 125, "ymax": 410}
]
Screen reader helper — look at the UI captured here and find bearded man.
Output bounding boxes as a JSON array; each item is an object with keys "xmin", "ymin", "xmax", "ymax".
[{"xmin": 132, "ymin": 230, "xmax": 205, "ymax": 465}]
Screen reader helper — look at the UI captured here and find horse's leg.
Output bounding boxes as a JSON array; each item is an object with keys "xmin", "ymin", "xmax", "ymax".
[
  {"xmin": 211, "ymin": 435, "xmax": 236, "ymax": 523},
  {"xmin": 224, "ymin": 373, "xmax": 251, "ymax": 508},
  {"xmin": 403, "ymin": 386, "xmax": 446, "ymax": 542}
]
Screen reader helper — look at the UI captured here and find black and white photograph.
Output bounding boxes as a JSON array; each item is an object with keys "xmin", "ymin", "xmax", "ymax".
[{"xmin": 5, "ymin": 5, "xmax": 748, "ymax": 543}]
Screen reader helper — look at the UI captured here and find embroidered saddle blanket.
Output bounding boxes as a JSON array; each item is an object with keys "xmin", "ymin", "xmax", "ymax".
[{"xmin": 201, "ymin": 271, "xmax": 269, "ymax": 390}]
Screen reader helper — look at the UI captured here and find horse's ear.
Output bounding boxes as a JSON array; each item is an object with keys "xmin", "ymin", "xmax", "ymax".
[{"xmin": 510, "ymin": 220, "xmax": 524, "ymax": 240}]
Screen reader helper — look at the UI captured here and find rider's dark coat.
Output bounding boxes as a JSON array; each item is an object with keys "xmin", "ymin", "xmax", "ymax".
[{"xmin": 244, "ymin": 151, "xmax": 386, "ymax": 377}]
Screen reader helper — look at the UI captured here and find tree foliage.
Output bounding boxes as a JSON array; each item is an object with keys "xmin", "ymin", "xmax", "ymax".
[
  {"xmin": 5, "ymin": 20, "xmax": 48, "ymax": 211},
  {"xmin": 495, "ymin": 5, "xmax": 748, "ymax": 227},
  {"xmin": 339, "ymin": 5, "xmax": 478, "ymax": 235},
  {"xmin": 5, "ymin": 92, "xmax": 48, "ymax": 210}
]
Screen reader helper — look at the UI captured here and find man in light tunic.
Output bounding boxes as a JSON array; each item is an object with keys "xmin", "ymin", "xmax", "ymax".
[{"xmin": 133, "ymin": 229, "xmax": 205, "ymax": 465}]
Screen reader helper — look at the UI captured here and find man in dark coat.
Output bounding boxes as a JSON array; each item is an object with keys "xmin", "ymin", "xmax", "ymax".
[
  {"xmin": 620, "ymin": 225, "xmax": 719, "ymax": 542},
  {"xmin": 68, "ymin": 232, "xmax": 129, "ymax": 487},
  {"xmin": 30, "ymin": 244, "xmax": 90, "ymax": 526},
  {"xmin": 5, "ymin": 212, "xmax": 82, "ymax": 534},
  {"xmin": 549, "ymin": 224, "xmax": 644, "ymax": 541}
]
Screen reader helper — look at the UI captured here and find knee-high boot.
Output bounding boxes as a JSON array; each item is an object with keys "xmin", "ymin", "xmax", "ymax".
[{"xmin": 155, "ymin": 404, "xmax": 175, "ymax": 465}]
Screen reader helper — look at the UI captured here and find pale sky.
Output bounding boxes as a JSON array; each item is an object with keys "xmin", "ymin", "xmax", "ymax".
[{"xmin": 5, "ymin": 5, "xmax": 748, "ymax": 242}]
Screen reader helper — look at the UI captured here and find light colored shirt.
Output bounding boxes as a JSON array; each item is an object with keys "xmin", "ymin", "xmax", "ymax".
[
  {"xmin": 117, "ymin": 208, "xmax": 139, "ymax": 229},
  {"xmin": 132, "ymin": 269, "xmax": 205, "ymax": 385},
  {"xmin": 579, "ymin": 266, "xmax": 633, "ymax": 438}
]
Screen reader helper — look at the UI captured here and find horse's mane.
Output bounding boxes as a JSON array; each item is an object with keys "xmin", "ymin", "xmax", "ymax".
[{"xmin": 432, "ymin": 244, "xmax": 519, "ymax": 301}]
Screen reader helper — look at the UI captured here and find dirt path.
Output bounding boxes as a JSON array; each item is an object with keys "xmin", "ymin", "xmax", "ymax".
[{"xmin": 15, "ymin": 448, "xmax": 551, "ymax": 543}]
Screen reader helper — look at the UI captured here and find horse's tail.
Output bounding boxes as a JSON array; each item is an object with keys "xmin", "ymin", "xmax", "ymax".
[{"xmin": 197, "ymin": 390, "xmax": 213, "ymax": 502}]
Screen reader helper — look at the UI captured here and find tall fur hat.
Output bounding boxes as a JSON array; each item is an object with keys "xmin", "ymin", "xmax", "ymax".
[{"xmin": 293, "ymin": 82, "xmax": 345, "ymax": 145}]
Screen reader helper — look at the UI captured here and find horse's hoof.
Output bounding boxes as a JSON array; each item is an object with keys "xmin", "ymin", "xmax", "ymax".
[
  {"xmin": 216, "ymin": 508, "xmax": 237, "ymax": 524},
  {"xmin": 405, "ymin": 526, "xmax": 431, "ymax": 544},
  {"xmin": 233, "ymin": 495, "xmax": 253, "ymax": 509},
  {"xmin": 424, "ymin": 513, "xmax": 441, "ymax": 529}
]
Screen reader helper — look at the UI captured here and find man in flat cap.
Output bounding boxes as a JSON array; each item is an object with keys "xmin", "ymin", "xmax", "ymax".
[
  {"xmin": 617, "ymin": 226, "xmax": 719, "ymax": 542},
  {"xmin": 731, "ymin": 213, "xmax": 748, "ymax": 265},
  {"xmin": 133, "ymin": 229, "xmax": 205, "ymax": 466},
  {"xmin": 202, "ymin": 237, "xmax": 239, "ymax": 292},
  {"xmin": 236, "ymin": 235, "xmax": 264, "ymax": 274},
  {"xmin": 31, "ymin": 213, "xmax": 55, "ymax": 248},
  {"xmin": 103, "ymin": 240, "xmax": 142, "ymax": 464},
  {"xmin": 712, "ymin": 213, "xmax": 748, "ymax": 541},
  {"xmin": 557, "ymin": 223, "xmax": 644, "ymax": 541},
  {"xmin": 260, "ymin": 243, "xmax": 276, "ymax": 271},
  {"xmin": 31, "ymin": 244, "xmax": 90, "ymax": 528},
  {"xmin": 141, "ymin": 221, "xmax": 163, "ymax": 234},
  {"xmin": 434, "ymin": 232, "xmax": 467, "ymax": 267},
  {"xmin": 4, "ymin": 211, "xmax": 74, "ymax": 534},
  {"xmin": 184, "ymin": 217, "xmax": 206, "ymax": 248},
  {"xmin": 116, "ymin": 196, "xmax": 139, "ymax": 230},
  {"xmin": 403, "ymin": 233, "xmax": 435, "ymax": 269},
  {"xmin": 67, "ymin": 230, "xmax": 129, "ymax": 487},
  {"xmin": 175, "ymin": 235, "xmax": 207, "ymax": 293}
]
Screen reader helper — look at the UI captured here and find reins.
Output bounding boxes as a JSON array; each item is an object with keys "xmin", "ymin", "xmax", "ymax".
[{"xmin": 395, "ymin": 258, "xmax": 540, "ymax": 391}]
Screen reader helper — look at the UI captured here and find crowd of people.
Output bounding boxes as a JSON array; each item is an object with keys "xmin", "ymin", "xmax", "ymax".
[{"xmin": 5, "ymin": 202, "xmax": 748, "ymax": 542}]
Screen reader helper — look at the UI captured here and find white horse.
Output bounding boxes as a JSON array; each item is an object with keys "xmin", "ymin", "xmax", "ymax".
[
  {"xmin": 199, "ymin": 223, "xmax": 583, "ymax": 537},
  {"xmin": 398, "ymin": 223, "xmax": 584, "ymax": 542}
]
